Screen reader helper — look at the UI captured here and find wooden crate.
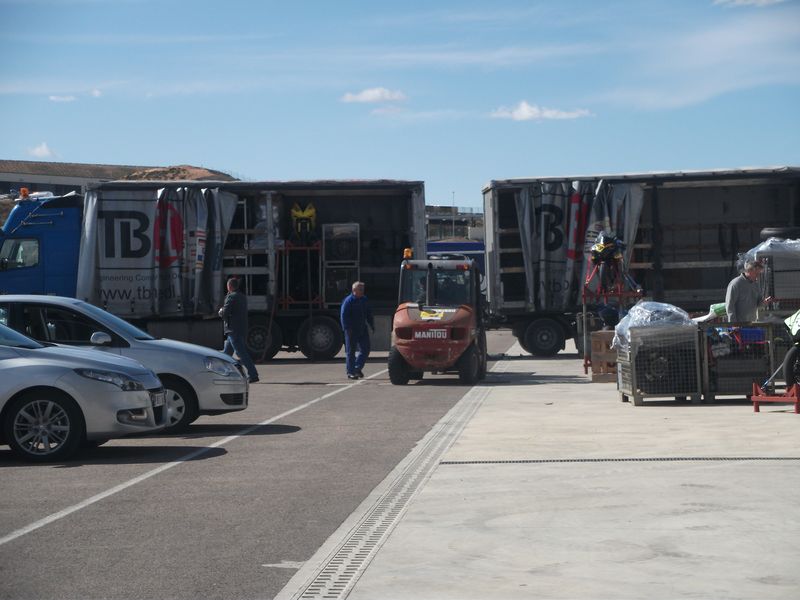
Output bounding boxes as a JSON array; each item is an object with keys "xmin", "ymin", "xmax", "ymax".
[{"xmin": 591, "ymin": 331, "xmax": 617, "ymax": 383}]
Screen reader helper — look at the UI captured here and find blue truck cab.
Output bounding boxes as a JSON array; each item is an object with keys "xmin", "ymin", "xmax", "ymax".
[{"xmin": 0, "ymin": 191, "xmax": 83, "ymax": 296}]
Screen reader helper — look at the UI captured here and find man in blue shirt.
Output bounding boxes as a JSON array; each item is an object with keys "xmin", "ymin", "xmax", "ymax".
[{"xmin": 340, "ymin": 281, "xmax": 374, "ymax": 379}]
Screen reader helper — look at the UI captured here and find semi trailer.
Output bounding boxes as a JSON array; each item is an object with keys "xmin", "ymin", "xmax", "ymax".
[
  {"xmin": 0, "ymin": 180, "xmax": 426, "ymax": 359},
  {"xmin": 483, "ymin": 166, "xmax": 800, "ymax": 355}
]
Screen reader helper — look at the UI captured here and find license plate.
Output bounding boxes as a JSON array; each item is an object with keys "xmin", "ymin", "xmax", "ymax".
[
  {"xmin": 150, "ymin": 391, "xmax": 166, "ymax": 407},
  {"xmin": 413, "ymin": 328, "xmax": 447, "ymax": 340}
]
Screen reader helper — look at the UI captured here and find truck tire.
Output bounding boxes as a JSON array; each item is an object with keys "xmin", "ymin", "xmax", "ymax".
[
  {"xmin": 457, "ymin": 345, "xmax": 480, "ymax": 385},
  {"xmin": 516, "ymin": 334, "xmax": 532, "ymax": 354},
  {"xmin": 247, "ymin": 319, "xmax": 283, "ymax": 361},
  {"xmin": 388, "ymin": 347, "xmax": 410, "ymax": 385},
  {"xmin": 298, "ymin": 316, "xmax": 343, "ymax": 360},
  {"xmin": 523, "ymin": 318, "xmax": 565, "ymax": 357},
  {"xmin": 784, "ymin": 346, "xmax": 799, "ymax": 386},
  {"xmin": 760, "ymin": 227, "xmax": 800, "ymax": 241}
]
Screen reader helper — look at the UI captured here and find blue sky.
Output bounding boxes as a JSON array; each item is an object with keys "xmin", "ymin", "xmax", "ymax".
[{"xmin": 1, "ymin": 0, "xmax": 799, "ymax": 208}]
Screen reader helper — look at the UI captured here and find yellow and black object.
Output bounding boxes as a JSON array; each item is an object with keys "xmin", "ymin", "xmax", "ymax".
[{"xmin": 290, "ymin": 202, "xmax": 317, "ymax": 244}]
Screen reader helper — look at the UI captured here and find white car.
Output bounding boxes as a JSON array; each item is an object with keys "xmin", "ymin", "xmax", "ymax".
[
  {"xmin": 0, "ymin": 296, "xmax": 249, "ymax": 432},
  {"xmin": 0, "ymin": 324, "xmax": 166, "ymax": 462}
]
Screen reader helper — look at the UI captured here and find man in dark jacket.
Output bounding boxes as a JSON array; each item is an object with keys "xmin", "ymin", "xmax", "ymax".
[
  {"xmin": 219, "ymin": 277, "xmax": 259, "ymax": 383},
  {"xmin": 340, "ymin": 281, "xmax": 374, "ymax": 379}
]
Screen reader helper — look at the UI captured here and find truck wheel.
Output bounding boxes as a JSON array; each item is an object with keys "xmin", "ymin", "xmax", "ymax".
[
  {"xmin": 409, "ymin": 371, "xmax": 424, "ymax": 380},
  {"xmin": 247, "ymin": 320, "xmax": 283, "ymax": 361},
  {"xmin": 388, "ymin": 347, "xmax": 410, "ymax": 385},
  {"xmin": 516, "ymin": 334, "xmax": 532, "ymax": 354},
  {"xmin": 784, "ymin": 346, "xmax": 800, "ymax": 386},
  {"xmin": 160, "ymin": 375, "xmax": 199, "ymax": 433},
  {"xmin": 457, "ymin": 345, "xmax": 480, "ymax": 385},
  {"xmin": 298, "ymin": 316, "xmax": 343, "ymax": 360},
  {"xmin": 523, "ymin": 319, "xmax": 565, "ymax": 357},
  {"xmin": 3, "ymin": 390, "xmax": 84, "ymax": 462}
]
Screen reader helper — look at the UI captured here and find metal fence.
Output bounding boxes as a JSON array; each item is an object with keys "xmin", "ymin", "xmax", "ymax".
[
  {"xmin": 617, "ymin": 321, "xmax": 794, "ymax": 406},
  {"xmin": 700, "ymin": 322, "xmax": 791, "ymax": 400},
  {"xmin": 618, "ymin": 326, "xmax": 702, "ymax": 406}
]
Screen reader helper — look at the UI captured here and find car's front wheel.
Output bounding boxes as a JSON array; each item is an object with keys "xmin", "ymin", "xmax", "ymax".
[
  {"xmin": 160, "ymin": 376, "xmax": 199, "ymax": 433},
  {"xmin": 3, "ymin": 390, "xmax": 84, "ymax": 462}
]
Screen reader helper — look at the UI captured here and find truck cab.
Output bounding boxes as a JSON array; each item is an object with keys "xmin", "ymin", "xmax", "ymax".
[
  {"xmin": 0, "ymin": 190, "xmax": 83, "ymax": 297},
  {"xmin": 388, "ymin": 252, "xmax": 487, "ymax": 385}
]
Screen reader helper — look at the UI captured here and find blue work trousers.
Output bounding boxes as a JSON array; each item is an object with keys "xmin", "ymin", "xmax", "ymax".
[
  {"xmin": 344, "ymin": 329, "xmax": 370, "ymax": 375},
  {"xmin": 223, "ymin": 333, "xmax": 258, "ymax": 380}
]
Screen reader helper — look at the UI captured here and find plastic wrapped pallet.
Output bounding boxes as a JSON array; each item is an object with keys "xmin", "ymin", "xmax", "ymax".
[{"xmin": 612, "ymin": 300, "xmax": 694, "ymax": 351}]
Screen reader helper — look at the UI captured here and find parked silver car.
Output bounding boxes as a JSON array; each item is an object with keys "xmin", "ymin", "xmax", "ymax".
[
  {"xmin": 0, "ymin": 324, "xmax": 166, "ymax": 462},
  {"xmin": 0, "ymin": 296, "xmax": 249, "ymax": 432}
]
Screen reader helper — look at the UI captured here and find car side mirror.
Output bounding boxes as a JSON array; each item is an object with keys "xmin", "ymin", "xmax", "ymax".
[
  {"xmin": 90, "ymin": 331, "xmax": 113, "ymax": 346},
  {"xmin": 0, "ymin": 258, "xmax": 7, "ymax": 271}
]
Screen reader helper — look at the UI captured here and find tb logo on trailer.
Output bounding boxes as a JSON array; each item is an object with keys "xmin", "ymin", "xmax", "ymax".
[{"xmin": 98, "ymin": 202, "xmax": 184, "ymax": 266}]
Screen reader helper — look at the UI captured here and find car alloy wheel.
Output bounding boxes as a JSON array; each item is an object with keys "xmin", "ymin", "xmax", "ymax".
[
  {"xmin": 161, "ymin": 376, "xmax": 199, "ymax": 433},
  {"xmin": 13, "ymin": 399, "xmax": 71, "ymax": 456},
  {"xmin": 4, "ymin": 392, "xmax": 83, "ymax": 462}
]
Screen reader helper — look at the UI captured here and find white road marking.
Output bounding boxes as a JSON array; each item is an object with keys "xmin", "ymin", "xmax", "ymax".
[{"xmin": 0, "ymin": 369, "xmax": 388, "ymax": 548}]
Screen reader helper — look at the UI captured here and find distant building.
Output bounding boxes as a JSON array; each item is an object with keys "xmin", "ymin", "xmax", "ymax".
[
  {"xmin": 426, "ymin": 205, "xmax": 484, "ymax": 241},
  {"xmin": 0, "ymin": 159, "xmax": 236, "ymax": 197}
]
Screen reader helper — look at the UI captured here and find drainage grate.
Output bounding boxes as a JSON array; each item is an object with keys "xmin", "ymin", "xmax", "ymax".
[
  {"xmin": 292, "ymin": 384, "xmax": 492, "ymax": 600},
  {"xmin": 440, "ymin": 457, "xmax": 800, "ymax": 465}
]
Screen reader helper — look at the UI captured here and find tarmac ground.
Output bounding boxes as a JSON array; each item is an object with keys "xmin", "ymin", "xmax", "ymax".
[{"xmin": 278, "ymin": 341, "xmax": 800, "ymax": 600}]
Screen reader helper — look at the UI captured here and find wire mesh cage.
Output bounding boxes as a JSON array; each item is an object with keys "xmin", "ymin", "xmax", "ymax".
[
  {"xmin": 617, "ymin": 325, "xmax": 701, "ymax": 406},
  {"xmin": 700, "ymin": 323, "xmax": 779, "ymax": 399}
]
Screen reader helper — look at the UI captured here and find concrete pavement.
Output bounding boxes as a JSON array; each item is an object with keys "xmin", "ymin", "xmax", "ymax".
[{"xmin": 278, "ymin": 342, "xmax": 800, "ymax": 600}]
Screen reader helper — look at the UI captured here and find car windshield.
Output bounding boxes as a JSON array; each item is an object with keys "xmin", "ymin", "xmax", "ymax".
[
  {"xmin": 75, "ymin": 301, "xmax": 156, "ymax": 341},
  {"xmin": 0, "ymin": 323, "xmax": 44, "ymax": 349},
  {"xmin": 400, "ymin": 268, "xmax": 473, "ymax": 307}
]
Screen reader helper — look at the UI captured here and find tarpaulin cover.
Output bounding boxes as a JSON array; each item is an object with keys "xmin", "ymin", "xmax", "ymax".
[
  {"xmin": 613, "ymin": 300, "xmax": 694, "ymax": 350},
  {"xmin": 76, "ymin": 187, "xmax": 237, "ymax": 318},
  {"xmin": 740, "ymin": 237, "xmax": 800, "ymax": 267},
  {"xmin": 514, "ymin": 180, "xmax": 594, "ymax": 310}
]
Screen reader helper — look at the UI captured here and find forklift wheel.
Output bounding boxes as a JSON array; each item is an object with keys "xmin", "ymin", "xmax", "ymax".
[
  {"xmin": 388, "ymin": 347, "xmax": 411, "ymax": 385},
  {"xmin": 457, "ymin": 345, "xmax": 480, "ymax": 385}
]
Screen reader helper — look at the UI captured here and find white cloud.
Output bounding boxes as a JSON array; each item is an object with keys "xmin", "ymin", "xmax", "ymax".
[
  {"xmin": 491, "ymin": 101, "xmax": 591, "ymax": 121},
  {"xmin": 28, "ymin": 142, "xmax": 53, "ymax": 158},
  {"xmin": 341, "ymin": 87, "xmax": 407, "ymax": 103},
  {"xmin": 713, "ymin": 0, "xmax": 786, "ymax": 7},
  {"xmin": 90, "ymin": 89, "xmax": 102, "ymax": 97},
  {"xmin": 48, "ymin": 95, "xmax": 76, "ymax": 102},
  {"xmin": 595, "ymin": 7, "xmax": 800, "ymax": 109}
]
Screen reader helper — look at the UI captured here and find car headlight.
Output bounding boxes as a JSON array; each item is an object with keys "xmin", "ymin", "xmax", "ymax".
[
  {"xmin": 204, "ymin": 357, "xmax": 236, "ymax": 377},
  {"xmin": 75, "ymin": 368, "xmax": 145, "ymax": 391}
]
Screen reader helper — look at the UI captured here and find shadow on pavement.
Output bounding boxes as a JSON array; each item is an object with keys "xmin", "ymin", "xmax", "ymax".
[
  {"xmin": 490, "ymin": 352, "xmax": 584, "ymax": 362},
  {"xmin": 158, "ymin": 423, "xmax": 301, "ymax": 438},
  {"xmin": 482, "ymin": 372, "xmax": 591, "ymax": 386},
  {"xmin": 0, "ymin": 445, "xmax": 228, "ymax": 468}
]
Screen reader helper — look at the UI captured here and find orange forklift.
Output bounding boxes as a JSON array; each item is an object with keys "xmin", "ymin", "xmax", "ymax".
[{"xmin": 388, "ymin": 250, "xmax": 488, "ymax": 385}]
